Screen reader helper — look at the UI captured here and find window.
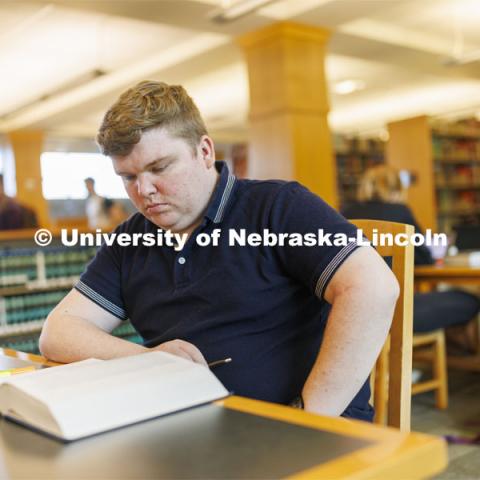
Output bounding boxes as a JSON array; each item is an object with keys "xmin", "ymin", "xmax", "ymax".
[
  {"xmin": 41, "ymin": 152, "xmax": 128, "ymax": 199},
  {"xmin": 0, "ymin": 139, "xmax": 16, "ymax": 196}
]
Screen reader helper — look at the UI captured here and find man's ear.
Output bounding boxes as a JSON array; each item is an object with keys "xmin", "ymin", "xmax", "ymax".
[{"xmin": 199, "ymin": 135, "xmax": 215, "ymax": 168}]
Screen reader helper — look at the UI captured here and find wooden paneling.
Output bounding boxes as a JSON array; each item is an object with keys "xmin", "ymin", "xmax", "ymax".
[{"xmin": 386, "ymin": 116, "xmax": 437, "ymax": 231}]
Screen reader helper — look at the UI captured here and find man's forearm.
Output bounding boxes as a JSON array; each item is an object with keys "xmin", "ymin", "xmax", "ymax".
[
  {"xmin": 302, "ymin": 286, "xmax": 396, "ymax": 417},
  {"xmin": 39, "ymin": 314, "xmax": 147, "ymax": 363}
]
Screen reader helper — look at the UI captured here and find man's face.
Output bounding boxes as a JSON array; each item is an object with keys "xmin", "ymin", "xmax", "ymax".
[{"xmin": 112, "ymin": 127, "xmax": 217, "ymax": 234}]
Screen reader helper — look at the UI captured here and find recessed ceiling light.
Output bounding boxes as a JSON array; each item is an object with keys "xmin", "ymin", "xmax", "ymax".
[{"xmin": 333, "ymin": 79, "xmax": 366, "ymax": 95}]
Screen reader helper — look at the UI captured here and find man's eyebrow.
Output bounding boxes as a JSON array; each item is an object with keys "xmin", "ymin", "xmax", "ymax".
[
  {"xmin": 116, "ymin": 156, "xmax": 173, "ymax": 176},
  {"xmin": 115, "ymin": 168, "xmax": 134, "ymax": 176},
  {"xmin": 144, "ymin": 156, "xmax": 174, "ymax": 169}
]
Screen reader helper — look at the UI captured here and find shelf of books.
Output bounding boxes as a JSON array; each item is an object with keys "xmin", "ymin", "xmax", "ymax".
[
  {"xmin": 0, "ymin": 231, "xmax": 142, "ymax": 354},
  {"xmin": 431, "ymin": 119, "xmax": 480, "ymax": 232},
  {"xmin": 334, "ymin": 135, "xmax": 385, "ymax": 209},
  {"xmin": 387, "ymin": 115, "xmax": 480, "ymax": 233}
]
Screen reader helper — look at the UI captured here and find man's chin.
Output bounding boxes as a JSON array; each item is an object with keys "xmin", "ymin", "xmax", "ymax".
[
  {"xmin": 142, "ymin": 210, "xmax": 197, "ymax": 235},
  {"xmin": 144, "ymin": 212, "xmax": 178, "ymax": 231}
]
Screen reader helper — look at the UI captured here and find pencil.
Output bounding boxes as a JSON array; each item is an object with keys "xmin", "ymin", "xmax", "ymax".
[
  {"xmin": 0, "ymin": 366, "xmax": 37, "ymax": 377},
  {"xmin": 208, "ymin": 357, "xmax": 232, "ymax": 368}
]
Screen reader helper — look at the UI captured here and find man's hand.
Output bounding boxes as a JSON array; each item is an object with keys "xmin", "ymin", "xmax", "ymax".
[{"xmin": 151, "ymin": 339, "xmax": 207, "ymax": 365}]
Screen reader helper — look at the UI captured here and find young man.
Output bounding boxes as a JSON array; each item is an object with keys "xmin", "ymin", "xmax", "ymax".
[{"xmin": 40, "ymin": 81, "xmax": 398, "ymax": 421}]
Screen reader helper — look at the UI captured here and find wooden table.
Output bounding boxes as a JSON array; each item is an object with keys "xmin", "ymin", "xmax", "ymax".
[
  {"xmin": 0, "ymin": 349, "xmax": 447, "ymax": 479},
  {"xmin": 415, "ymin": 264, "xmax": 480, "ymax": 371},
  {"xmin": 415, "ymin": 265, "xmax": 480, "ymax": 289}
]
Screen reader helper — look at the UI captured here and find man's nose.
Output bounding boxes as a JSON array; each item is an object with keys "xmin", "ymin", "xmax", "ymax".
[{"xmin": 137, "ymin": 174, "xmax": 157, "ymax": 198}]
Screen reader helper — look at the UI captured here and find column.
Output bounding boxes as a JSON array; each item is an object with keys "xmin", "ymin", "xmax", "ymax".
[
  {"xmin": 7, "ymin": 130, "xmax": 50, "ymax": 228},
  {"xmin": 238, "ymin": 21, "xmax": 337, "ymax": 206}
]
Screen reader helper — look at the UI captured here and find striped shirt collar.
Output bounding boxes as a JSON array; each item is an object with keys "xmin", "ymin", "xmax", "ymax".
[{"xmin": 204, "ymin": 161, "xmax": 236, "ymax": 224}]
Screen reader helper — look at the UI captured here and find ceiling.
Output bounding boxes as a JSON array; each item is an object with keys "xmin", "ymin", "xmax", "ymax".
[{"xmin": 1, "ymin": 0, "xmax": 480, "ymax": 147}]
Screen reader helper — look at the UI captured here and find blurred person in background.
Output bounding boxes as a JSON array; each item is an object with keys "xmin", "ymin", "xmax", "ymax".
[
  {"xmin": 0, "ymin": 174, "xmax": 38, "ymax": 230},
  {"xmin": 342, "ymin": 165, "xmax": 480, "ymax": 340},
  {"xmin": 84, "ymin": 177, "xmax": 109, "ymax": 229}
]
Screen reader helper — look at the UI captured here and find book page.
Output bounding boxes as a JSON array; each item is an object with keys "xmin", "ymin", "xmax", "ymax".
[{"xmin": 0, "ymin": 386, "xmax": 61, "ymax": 436}]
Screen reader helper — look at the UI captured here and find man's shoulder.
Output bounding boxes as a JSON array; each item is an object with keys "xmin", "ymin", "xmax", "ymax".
[
  {"xmin": 236, "ymin": 178, "xmax": 308, "ymax": 200},
  {"xmin": 231, "ymin": 179, "xmax": 305, "ymax": 214},
  {"xmin": 231, "ymin": 179, "xmax": 331, "ymax": 219}
]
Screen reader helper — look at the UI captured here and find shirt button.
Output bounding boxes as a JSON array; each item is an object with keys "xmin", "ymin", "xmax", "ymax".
[{"xmin": 178, "ymin": 256, "xmax": 186, "ymax": 265}]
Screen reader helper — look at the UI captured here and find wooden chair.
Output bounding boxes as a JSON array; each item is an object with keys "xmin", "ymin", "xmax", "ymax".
[
  {"xmin": 350, "ymin": 219, "xmax": 414, "ymax": 431},
  {"xmin": 411, "ymin": 330, "xmax": 448, "ymax": 409}
]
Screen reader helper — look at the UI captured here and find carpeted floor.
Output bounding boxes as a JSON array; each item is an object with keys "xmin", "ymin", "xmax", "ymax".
[{"xmin": 411, "ymin": 369, "xmax": 480, "ymax": 479}]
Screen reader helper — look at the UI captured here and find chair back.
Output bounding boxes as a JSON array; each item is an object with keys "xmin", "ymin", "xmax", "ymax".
[{"xmin": 350, "ymin": 219, "xmax": 414, "ymax": 431}]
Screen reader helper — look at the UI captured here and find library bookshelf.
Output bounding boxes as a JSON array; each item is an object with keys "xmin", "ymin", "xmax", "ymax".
[
  {"xmin": 387, "ymin": 116, "xmax": 480, "ymax": 234},
  {"xmin": 334, "ymin": 135, "xmax": 385, "ymax": 209},
  {"xmin": 0, "ymin": 229, "xmax": 140, "ymax": 354}
]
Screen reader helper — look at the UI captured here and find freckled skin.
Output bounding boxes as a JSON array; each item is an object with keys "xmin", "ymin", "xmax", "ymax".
[{"xmin": 112, "ymin": 128, "xmax": 218, "ymax": 235}]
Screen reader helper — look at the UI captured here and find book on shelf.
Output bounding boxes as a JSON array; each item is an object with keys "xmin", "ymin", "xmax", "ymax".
[{"xmin": 0, "ymin": 351, "xmax": 229, "ymax": 441}]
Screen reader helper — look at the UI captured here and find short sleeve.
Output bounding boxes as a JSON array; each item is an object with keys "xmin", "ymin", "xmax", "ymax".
[
  {"xmin": 269, "ymin": 182, "xmax": 362, "ymax": 299},
  {"xmin": 75, "ymin": 224, "xmax": 128, "ymax": 320}
]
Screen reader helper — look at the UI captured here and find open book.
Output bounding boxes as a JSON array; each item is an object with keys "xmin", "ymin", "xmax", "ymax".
[{"xmin": 0, "ymin": 351, "xmax": 229, "ymax": 441}]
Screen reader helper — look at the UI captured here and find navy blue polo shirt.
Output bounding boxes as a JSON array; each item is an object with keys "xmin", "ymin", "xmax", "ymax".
[{"xmin": 76, "ymin": 162, "xmax": 372, "ymax": 420}]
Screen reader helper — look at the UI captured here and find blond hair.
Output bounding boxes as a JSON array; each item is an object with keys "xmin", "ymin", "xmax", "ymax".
[
  {"xmin": 97, "ymin": 81, "xmax": 208, "ymax": 156},
  {"xmin": 357, "ymin": 165, "xmax": 405, "ymax": 203}
]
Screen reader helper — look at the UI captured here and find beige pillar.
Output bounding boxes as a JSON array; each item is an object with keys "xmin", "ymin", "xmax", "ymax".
[
  {"xmin": 238, "ymin": 22, "xmax": 337, "ymax": 207},
  {"xmin": 7, "ymin": 130, "xmax": 50, "ymax": 227}
]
